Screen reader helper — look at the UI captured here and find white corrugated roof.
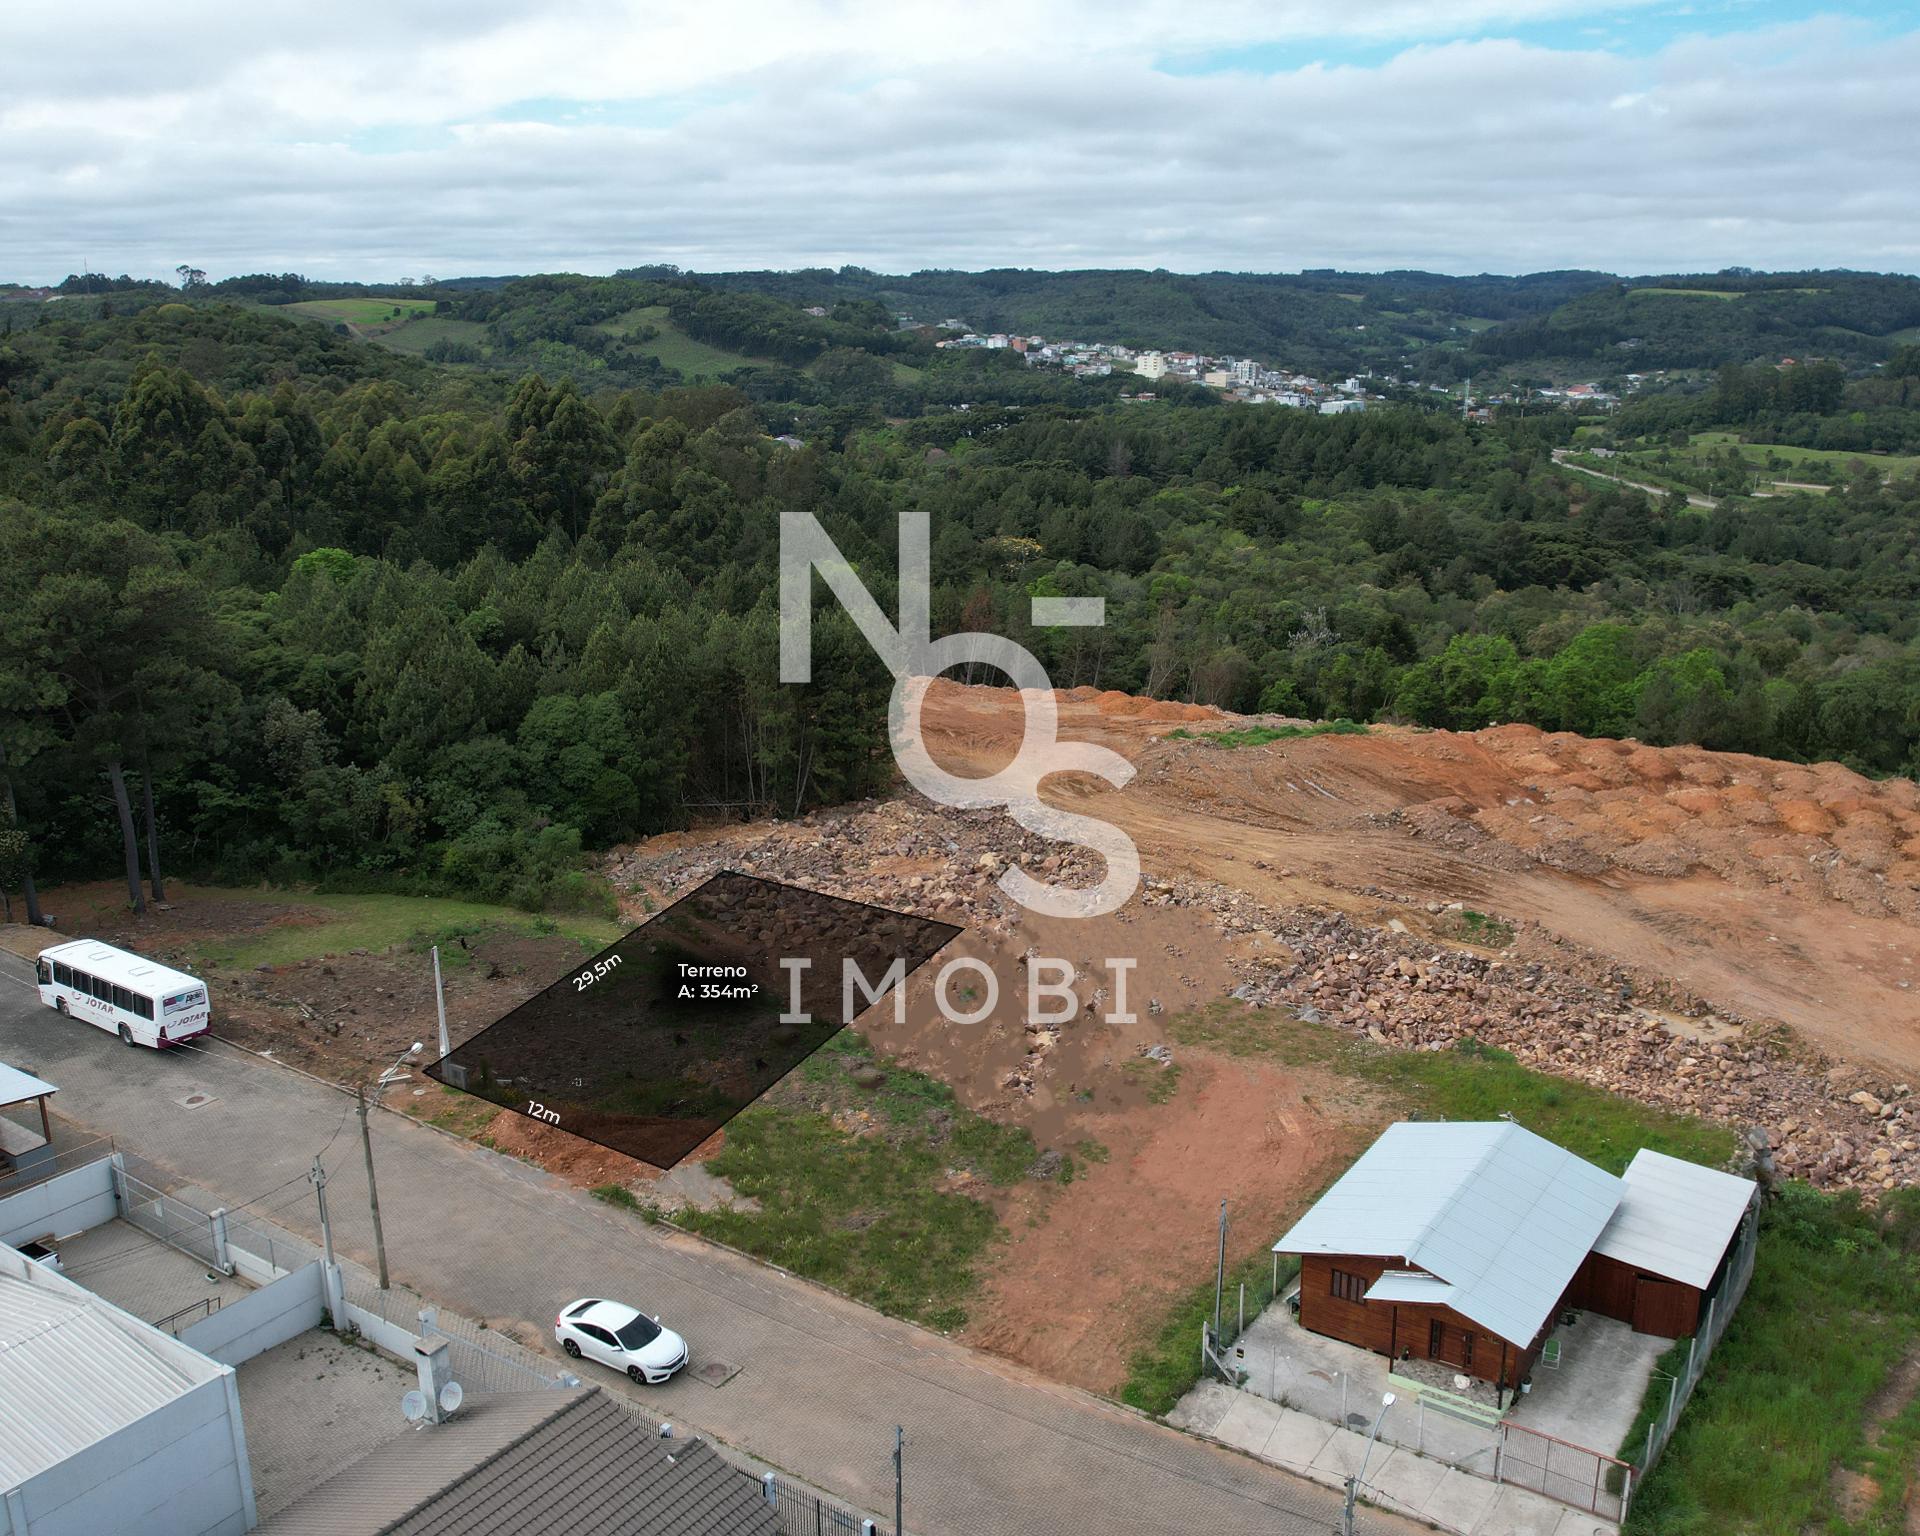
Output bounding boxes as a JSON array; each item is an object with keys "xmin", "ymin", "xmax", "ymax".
[
  {"xmin": 0, "ymin": 1063, "xmax": 57, "ymax": 1110},
  {"xmin": 1274, "ymin": 1121, "xmax": 1623, "ymax": 1346},
  {"xmin": 0, "ymin": 1245, "xmax": 223, "ymax": 1487},
  {"xmin": 1590, "ymin": 1149, "xmax": 1756, "ymax": 1289},
  {"xmin": 1364, "ymin": 1271, "xmax": 1456, "ymax": 1305}
]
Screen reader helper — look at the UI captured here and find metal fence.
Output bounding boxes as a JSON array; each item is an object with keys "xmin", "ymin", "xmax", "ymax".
[
  {"xmin": 765, "ymin": 1477, "xmax": 870, "ymax": 1535},
  {"xmin": 1624, "ymin": 1198, "xmax": 1761, "ymax": 1509},
  {"xmin": 1493, "ymin": 1419, "xmax": 1631, "ymax": 1520},
  {"xmin": 418, "ymin": 1307, "xmax": 574, "ymax": 1397},
  {"xmin": 115, "ymin": 1163, "xmax": 225, "ymax": 1270}
]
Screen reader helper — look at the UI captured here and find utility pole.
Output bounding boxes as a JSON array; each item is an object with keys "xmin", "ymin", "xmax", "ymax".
[
  {"xmin": 311, "ymin": 1154, "xmax": 346, "ymax": 1328},
  {"xmin": 1344, "ymin": 1392, "xmax": 1396, "ymax": 1536},
  {"xmin": 357, "ymin": 1085, "xmax": 391, "ymax": 1290},
  {"xmin": 359, "ymin": 1042, "xmax": 421, "ymax": 1293},
  {"xmin": 892, "ymin": 1426, "xmax": 904, "ymax": 1536},
  {"xmin": 1213, "ymin": 1200, "xmax": 1229, "ymax": 1343},
  {"xmin": 432, "ymin": 945, "xmax": 450, "ymax": 1061},
  {"xmin": 311, "ymin": 1155, "xmax": 336, "ymax": 1271}
]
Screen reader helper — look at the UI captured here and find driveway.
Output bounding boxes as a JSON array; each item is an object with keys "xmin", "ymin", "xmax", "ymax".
[{"xmin": 0, "ymin": 953, "xmax": 1416, "ymax": 1536}]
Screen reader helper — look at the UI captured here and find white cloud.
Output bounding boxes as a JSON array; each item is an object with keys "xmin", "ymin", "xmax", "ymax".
[{"xmin": 3, "ymin": 3, "xmax": 1914, "ymax": 281}]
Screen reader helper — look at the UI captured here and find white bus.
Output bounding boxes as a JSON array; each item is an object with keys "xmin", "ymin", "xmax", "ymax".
[{"xmin": 35, "ymin": 941, "xmax": 211, "ymax": 1050}]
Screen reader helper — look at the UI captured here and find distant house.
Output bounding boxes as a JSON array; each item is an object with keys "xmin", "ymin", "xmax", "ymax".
[
  {"xmin": 1274, "ymin": 1123, "xmax": 1756, "ymax": 1397},
  {"xmin": 256, "ymin": 1386, "xmax": 778, "ymax": 1536}
]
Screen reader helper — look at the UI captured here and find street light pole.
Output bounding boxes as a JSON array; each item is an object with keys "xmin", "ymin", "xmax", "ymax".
[
  {"xmin": 360, "ymin": 1041, "xmax": 421, "ymax": 1291},
  {"xmin": 893, "ymin": 1425, "xmax": 904, "ymax": 1536},
  {"xmin": 1343, "ymin": 1391, "xmax": 1396, "ymax": 1536}
]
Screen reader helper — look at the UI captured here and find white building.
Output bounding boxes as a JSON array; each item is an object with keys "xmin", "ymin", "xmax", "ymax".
[
  {"xmin": 1319, "ymin": 398, "xmax": 1365, "ymax": 415},
  {"xmin": 0, "ymin": 1245, "xmax": 257, "ymax": 1536},
  {"xmin": 1133, "ymin": 351, "xmax": 1167, "ymax": 380}
]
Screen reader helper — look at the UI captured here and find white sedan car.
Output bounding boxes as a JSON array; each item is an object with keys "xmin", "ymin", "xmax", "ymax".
[{"xmin": 555, "ymin": 1297, "xmax": 689, "ymax": 1384}]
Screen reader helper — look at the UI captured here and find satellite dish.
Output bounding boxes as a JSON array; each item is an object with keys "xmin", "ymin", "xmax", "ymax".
[
  {"xmin": 438, "ymin": 1380, "xmax": 464, "ymax": 1415},
  {"xmin": 402, "ymin": 1390, "xmax": 428, "ymax": 1422}
]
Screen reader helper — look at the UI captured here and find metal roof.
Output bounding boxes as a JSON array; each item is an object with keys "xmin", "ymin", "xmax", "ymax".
[
  {"xmin": 1274, "ymin": 1121, "xmax": 1623, "ymax": 1346},
  {"xmin": 0, "ymin": 1063, "xmax": 57, "ymax": 1110},
  {"xmin": 256, "ymin": 1387, "xmax": 779, "ymax": 1536},
  {"xmin": 1364, "ymin": 1271, "xmax": 1456, "ymax": 1305},
  {"xmin": 37, "ymin": 940, "xmax": 204, "ymax": 996},
  {"xmin": 0, "ymin": 1244, "xmax": 225, "ymax": 1488},
  {"xmin": 1590, "ymin": 1148, "xmax": 1756, "ymax": 1289}
]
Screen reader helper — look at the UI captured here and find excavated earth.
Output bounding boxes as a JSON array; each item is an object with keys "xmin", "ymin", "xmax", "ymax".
[
  {"xmin": 618, "ymin": 680, "xmax": 1920, "ymax": 1195},
  {"xmin": 605, "ymin": 681, "xmax": 1920, "ymax": 1388}
]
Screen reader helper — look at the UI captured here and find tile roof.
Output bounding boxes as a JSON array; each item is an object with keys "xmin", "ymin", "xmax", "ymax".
[
  {"xmin": 1273, "ymin": 1121, "xmax": 1623, "ymax": 1346},
  {"xmin": 256, "ymin": 1387, "xmax": 778, "ymax": 1536}
]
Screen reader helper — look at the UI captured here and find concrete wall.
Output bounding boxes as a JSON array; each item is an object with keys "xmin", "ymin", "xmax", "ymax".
[
  {"xmin": 344, "ymin": 1298, "xmax": 420, "ymax": 1358},
  {"xmin": 6, "ymin": 1373, "xmax": 254, "ymax": 1536},
  {"xmin": 0, "ymin": 1157, "xmax": 117, "ymax": 1248},
  {"xmin": 179, "ymin": 1262, "xmax": 324, "ymax": 1368}
]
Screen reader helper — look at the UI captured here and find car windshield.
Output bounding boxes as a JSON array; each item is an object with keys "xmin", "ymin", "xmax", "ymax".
[{"xmin": 614, "ymin": 1314, "xmax": 661, "ymax": 1351}]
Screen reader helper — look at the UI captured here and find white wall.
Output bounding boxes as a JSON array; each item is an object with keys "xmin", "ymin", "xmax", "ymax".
[
  {"xmin": 0, "ymin": 1158, "xmax": 117, "ymax": 1247},
  {"xmin": 7, "ymin": 1374, "xmax": 254, "ymax": 1536},
  {"xmin": 179, "ymin": 1262, "xmax": 324, "ymax": 1368}
]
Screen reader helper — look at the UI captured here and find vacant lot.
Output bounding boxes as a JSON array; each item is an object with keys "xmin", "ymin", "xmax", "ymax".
[
  {"xmin": 283, "ymin": 296, "xmax": 437, "ymax": 335},
  {"xmin": 597, "ymin": 304, "xmax": 769, "ymax": 376}
]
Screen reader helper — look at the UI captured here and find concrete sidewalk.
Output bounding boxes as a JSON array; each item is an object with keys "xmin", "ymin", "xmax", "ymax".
[
  {"xmin": 0, "ymin": 957, "xmax": 1421, "ymax": 1536},
  {"xmin": 1173, "ymin": 1384, "xmax": 1618, "ymax": 1536}
]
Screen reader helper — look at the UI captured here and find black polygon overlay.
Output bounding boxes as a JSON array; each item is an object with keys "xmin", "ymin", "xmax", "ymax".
[{"xmin": 425, "ymin": 872, "xmax": 961, "ymax": 1169}]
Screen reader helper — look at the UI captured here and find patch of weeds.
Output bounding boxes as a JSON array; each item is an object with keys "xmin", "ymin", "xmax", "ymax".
[
  {"xmin": 1076, "ymin": 1138, "xmax": 1111, "ymax": 1165},
  {"xmin": 674, "ymin": 1104, "xmax": 1006, "ymax": 1330},
  {"xmin": 1122, "ymin": 1058, "xmax": 1184, "ymax": 1104},
  {"xmin": 662, "ymin": 1030, "xmax": 1039, "ymax": 1330},
  {"xmin": 1121, "ymin": 1252, "xmax": 1298, "ymax": 1416},
  {"xmin": 1438, "ymin": 908, "xmax": 1515, "ymax": 948},
  {"xmin": 591, "ymin": 1183, "xmax": 640, "ymax": 1210},
  {"xmin": 1164, "ymin": 719, "xmax": 1366, "ymax": 747}
]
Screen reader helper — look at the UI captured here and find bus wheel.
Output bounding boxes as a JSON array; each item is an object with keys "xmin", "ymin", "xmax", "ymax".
[
  {"xmin": 55, "ymin": 998, "xmax": 68, "ymax": 1015},
  {"xmin": 119, "ymin": 1024, "xmax": 136, "ymax": 1047}
]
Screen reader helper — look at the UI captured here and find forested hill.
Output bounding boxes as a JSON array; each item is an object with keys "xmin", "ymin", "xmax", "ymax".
[
  {"xmin": 16, "ymin": 265, "xmax": 1917, "ymax": 390},
  {"xmin": 3, "ymin": 292, "xmax": 1920, "ymax": 917}
]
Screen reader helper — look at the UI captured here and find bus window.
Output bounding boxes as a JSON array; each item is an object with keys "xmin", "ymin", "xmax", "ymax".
[
  {"xmin": 111, "ymin": 985, "xmax": 133, "ymax": 1012},
  {"xmin": 89, "ymin": 975, "xmax": 109, "ymax": 1002},
  {"xmin": 132, "ymin": 995, "xmax": 155, "ymax": 1020},
  {"xmin": 53, "ymin": 962, "xmax": 71, "ymax": 986},
  {"xmin": 36, "ymin": 958, "xmax": 51, "ymax": 985}
]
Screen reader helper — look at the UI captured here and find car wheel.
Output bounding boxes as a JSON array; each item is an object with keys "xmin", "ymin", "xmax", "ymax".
[
  {"xmin": 562, "ymin": 1338, "xmax": 581, "ymax": 1358},
  {"xmin": 627, "ymin": 1365, "xmax": 646, "ymax": 1384},
  {"xmin": 119, "ymin": 1024, "xmax": 136, "ymax": 1047}
]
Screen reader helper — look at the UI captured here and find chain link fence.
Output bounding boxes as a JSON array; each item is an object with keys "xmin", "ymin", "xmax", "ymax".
[
  {"xmin": 1619, "ymin": 1200, "xmax": 1761, "ymax": 1514},
  {"xmin": 114, "ymin": 1161, "xmax": 225, "ymax": 1270}
]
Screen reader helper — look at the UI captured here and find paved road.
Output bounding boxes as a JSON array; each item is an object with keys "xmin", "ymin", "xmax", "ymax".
[
  {"xmin": 0, "ymin": 958, "xmax": 1411, "ymax": 1536},
  {"xmin": 1550, "ymin": 448, "xmax": 1719, "ymax": 508}
]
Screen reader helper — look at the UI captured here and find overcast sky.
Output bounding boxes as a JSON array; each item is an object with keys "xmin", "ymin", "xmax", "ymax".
[{"xmin": 5, "ymin": 0, "xmax": 1916, "ymax": 284}]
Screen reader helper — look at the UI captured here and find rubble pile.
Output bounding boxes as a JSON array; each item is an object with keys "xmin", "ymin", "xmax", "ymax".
[{"xmin": 616, "ymin": 791, "xmax": 1920, "ymax": 1196}]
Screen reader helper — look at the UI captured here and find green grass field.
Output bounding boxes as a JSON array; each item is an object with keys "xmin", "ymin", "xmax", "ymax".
[
  {"xmin": 374, "ymin": 316, "xmax": 489, "ymax": 357},
  {"xmin": 48, "ymin": 881, "xmax": 623, "ymax": 970},
  {"xmin": 1676, "ymin": 432, "xmax": 1920, "ymax": 479},
  {"xmin": 1629, "ymin": 288, "xmax": 1743, "ymax": 300},
  {"xmin": 597, "ymin": 304, "xmax": 767, "ymax": 377},
  {"xmin": 285, "ymin": 296, "xmax": 438, "ymax": 331},
  {"xmin": 615, "ymin": 1031, "xmax": 1039, "ymax": 1331}
]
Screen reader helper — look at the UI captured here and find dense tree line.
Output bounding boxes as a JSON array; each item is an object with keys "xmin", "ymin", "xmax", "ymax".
[{"xmin": 3, "ymin": 296, "xmax": 1920, "ymax": 916}]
